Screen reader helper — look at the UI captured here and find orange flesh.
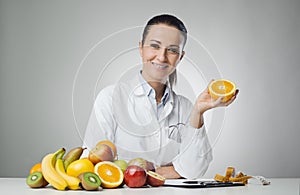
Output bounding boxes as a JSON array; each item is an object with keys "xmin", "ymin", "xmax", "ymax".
[
  {"xmin": 211, "ymin": 80, "xmax": 234, "ymax": 94},
  {"xmin": 97, "ymin": 164, "xmax": 121, "ymax": 183}
]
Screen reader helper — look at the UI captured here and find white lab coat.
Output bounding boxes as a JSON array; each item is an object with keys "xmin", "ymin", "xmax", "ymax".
[{"xmin": 82, "ymin": 73, "xmax": 212, "ymax": 179}]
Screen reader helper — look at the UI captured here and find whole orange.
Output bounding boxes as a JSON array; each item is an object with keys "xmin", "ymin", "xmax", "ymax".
[
  {"xmin": 66, "ymin": 158, "xmax": 94, "ymax": 178},
  {"xmin": 29, "ymin": 163, "xmax": 42, "ymax": 174}
]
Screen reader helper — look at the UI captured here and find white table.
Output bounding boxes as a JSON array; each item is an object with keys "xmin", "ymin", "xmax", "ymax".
[{"xmin": 0, "ymin": 178, "xmax": 299, "ymax": 195}]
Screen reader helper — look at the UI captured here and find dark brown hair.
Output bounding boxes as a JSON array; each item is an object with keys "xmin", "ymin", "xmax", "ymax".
[{"xmin": 141, "ymin": 14, "xmax": 187, "ymax": 48}]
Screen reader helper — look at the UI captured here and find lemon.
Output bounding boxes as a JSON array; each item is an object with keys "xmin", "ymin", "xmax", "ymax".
[{"xmin": 66, "ymin": 158, "xmax": 94, "ymax": 178}]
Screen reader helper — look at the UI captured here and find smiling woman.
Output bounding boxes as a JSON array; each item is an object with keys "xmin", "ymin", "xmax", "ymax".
[
  {"xmin": 82, "ymin": 14, "xmax": 238, "ymax": 179},
  {"xmin": 139, "ymin": 24, "xmax": 185, "ymax": 91}
]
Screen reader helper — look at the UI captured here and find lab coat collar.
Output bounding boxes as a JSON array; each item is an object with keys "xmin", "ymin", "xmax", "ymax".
[
  {"xmin": 130, "ymin": 72, "xmax": 174, "ymax": 105},
  {"xmin": 136, "ymin": 72, "xmax": 175, "ymax": 121},
  {"xmin": 120, "ymin": 72, "xmax": 175, "ymax": 122},
  {"xmin": 138, "ymin": 72, "xmax": 170, "ymax": 106}
]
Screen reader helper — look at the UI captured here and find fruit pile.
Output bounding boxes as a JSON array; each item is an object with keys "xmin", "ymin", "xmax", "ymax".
[{"xmin": 26, "ymin": 140, "xmax": 165, "ymax": 191}]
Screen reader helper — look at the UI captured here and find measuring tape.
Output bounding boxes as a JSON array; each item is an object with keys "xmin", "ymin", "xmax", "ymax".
[{"xmin": 214, "ymin": 167, "xmax": 271, "ymax": 185}]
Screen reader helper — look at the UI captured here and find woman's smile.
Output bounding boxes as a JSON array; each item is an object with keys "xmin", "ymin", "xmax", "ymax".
[{"xmin": 151, "ymin": 62, "xmax": 169, "ymax": 70}]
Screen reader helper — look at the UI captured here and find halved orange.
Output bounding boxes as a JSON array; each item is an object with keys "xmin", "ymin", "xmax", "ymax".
[
  {"xmin": 208, "ymin": 79, "xmax": 236, "ymax": 102},
  {"xmin": 96, "ymin": 140, "xmax": 117, "ymax": 159},
  {"xmin": 94, "ymin": 161, "xmax": 124, "ymax": 188}
]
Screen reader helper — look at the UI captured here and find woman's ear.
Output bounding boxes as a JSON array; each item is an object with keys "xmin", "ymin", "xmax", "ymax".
[{"xmin": 139, "ymin": 41, "xmax": 143, "ymax": 57}]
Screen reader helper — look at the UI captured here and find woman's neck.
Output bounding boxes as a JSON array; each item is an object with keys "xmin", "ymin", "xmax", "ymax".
[
  {"xmin": 141, "ymin": 70, "xmax": 168, "ymax": 103},
  {"xmin": 148, "ymin": 81, "xmax": 166, "ymax": 104}
]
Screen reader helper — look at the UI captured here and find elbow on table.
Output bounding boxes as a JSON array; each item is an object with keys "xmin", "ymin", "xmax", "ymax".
[{"xmin": 173, "ymin": 154, "xmax": 213, "ymax": 179}]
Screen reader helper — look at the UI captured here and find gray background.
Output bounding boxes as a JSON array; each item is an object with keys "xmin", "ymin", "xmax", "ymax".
[{"xmin": 1, "ymin": 0, "xmax": 300, "ymax": 178}]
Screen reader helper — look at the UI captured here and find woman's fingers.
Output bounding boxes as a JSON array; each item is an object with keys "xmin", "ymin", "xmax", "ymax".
[
  {"xmin": 223, "ymin": 89, "xmax": 239, "ymax": 106},
  {"xmin": 234, "ymin": 89, "xmax": 239, "ymax": 97},
  {"xmin": 213, "ymin": 89, "xmax": 239, "ymax": 107},
  {"xmin": 214, "ymin": 97, "xmax": 223, "ymax": 107}
]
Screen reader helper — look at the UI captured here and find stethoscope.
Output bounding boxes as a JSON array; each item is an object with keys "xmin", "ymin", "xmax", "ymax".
[{"xmin": 164, "ymin": 94, "xmax": 186, "ymax": 143}]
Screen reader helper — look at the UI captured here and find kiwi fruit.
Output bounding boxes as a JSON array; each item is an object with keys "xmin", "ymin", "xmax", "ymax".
[
  {"xmin": 78, "ymin": 172, "xmax": 101, "ymax": 191},
  {"xmin": 26, "ymin": 172, "xmax": 48, "ymax": 188}
]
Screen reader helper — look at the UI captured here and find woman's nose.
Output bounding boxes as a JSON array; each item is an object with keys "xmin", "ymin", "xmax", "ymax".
[{"xmin": 156, "ymin": 48, "xmax": 167, "ymax": 62}]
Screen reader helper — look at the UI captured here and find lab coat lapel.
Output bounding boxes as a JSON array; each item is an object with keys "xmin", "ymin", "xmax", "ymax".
[
  {"xmin": 125, "ymin": 74, "xmax": 161, "ymax": 132},
  {"xmin": 158, "ymin": 90, "xmax": 174, "ymax": 122}
]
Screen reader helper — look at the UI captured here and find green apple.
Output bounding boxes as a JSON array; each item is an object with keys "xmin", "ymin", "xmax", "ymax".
[{"xmin": 114, "ymin": 160, "xmax": 128, "ymax": 172}]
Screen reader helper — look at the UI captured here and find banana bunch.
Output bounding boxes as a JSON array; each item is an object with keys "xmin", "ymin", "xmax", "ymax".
[{"xmin": 41, "ymin": 147, "xmax": 85, "ymax": 190}]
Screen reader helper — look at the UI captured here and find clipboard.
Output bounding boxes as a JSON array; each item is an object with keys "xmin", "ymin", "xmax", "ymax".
[{"xmin": 163, "ymin": 179, "xmax": 245, "ymax": 188}]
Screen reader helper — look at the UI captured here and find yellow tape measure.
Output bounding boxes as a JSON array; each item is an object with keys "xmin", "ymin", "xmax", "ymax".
[{"xmin": 214, "ymin": 167, "xmax": 270, "ymax": 185}]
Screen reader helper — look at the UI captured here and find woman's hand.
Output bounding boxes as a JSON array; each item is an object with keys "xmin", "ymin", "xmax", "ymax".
[
  {"xmin": 190, "ymin": 81, "xmax": 239, "ymax": 128},
  {"xmin": 155, "ymin": 166, "xmax": 182, "ymax": 179},
  {"xmin": 197, "ymin": 83, "xmax": 239, "ymax": 113}
]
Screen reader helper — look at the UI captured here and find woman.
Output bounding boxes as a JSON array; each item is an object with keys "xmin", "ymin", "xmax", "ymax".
[{"xmin": 82, "ymin": 14, "xmax": 238, "ymax": 179}]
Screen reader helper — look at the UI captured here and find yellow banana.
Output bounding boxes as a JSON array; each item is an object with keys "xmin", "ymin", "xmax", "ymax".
[
  {"xmin": 41, "ymin": 148, "xmax": 68, "ymax": 190},
  {"xmin": 55, "ymin": 158, "xmax": 81, "ymax": 190}
]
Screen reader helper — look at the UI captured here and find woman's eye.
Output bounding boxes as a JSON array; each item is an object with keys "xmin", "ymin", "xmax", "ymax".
[
  {"xmin": 168, "ymin": 48, "xmax": 180, "ymax": 54},
  {"xmin": 150, "ymin": 44, "xmax": 160, "ymax": 49}
]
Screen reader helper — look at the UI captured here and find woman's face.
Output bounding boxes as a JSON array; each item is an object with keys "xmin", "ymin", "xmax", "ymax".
[{"xmin": 139, "ymin": 24, "xmax": 185, "ymax": 84}]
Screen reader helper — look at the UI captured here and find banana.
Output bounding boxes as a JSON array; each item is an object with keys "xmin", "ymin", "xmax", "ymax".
[
  {"xmin": 63, "ymin": 147, "xmax": 86, "ymax": 170},
  {"xmin": 41, "ymin": 148, "xmax": 68, "ymax": 190},
  {"xmin": 55, "ymin": 158, "xmax": 81, "ymax": 190}
]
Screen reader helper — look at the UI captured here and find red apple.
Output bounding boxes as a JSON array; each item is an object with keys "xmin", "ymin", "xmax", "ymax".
[
  {"xmin": 124, "ymin": 165, "xmax": 147, "ymax": 188},
  {"xmin": 88, "ymin": 144, "xmax": 114, "ymax": 164},
  {"xmin": 146, "ymin": 171, "xmax": 165, "ymax": 187},
  {"xmin": 128, "ymin": 158, "xmax": 155, "ymax": 171}
]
